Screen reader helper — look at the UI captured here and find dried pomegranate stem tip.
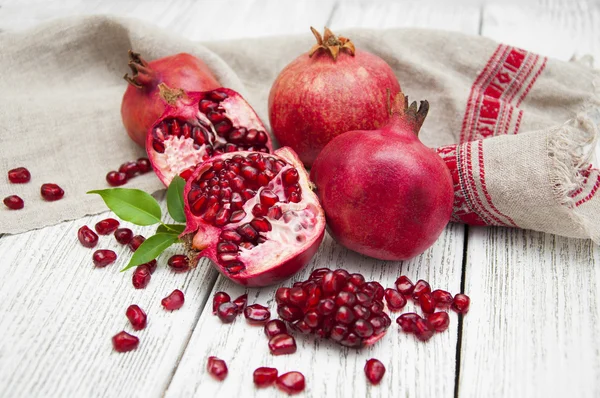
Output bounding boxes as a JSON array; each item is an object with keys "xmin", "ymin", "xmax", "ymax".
[
  {"xmin": 388, "ymin": 92, "xmax": 429, "ymax": 134},
  {"xmin": 123, "ymin": 50, "xmax": 151, "ymax": 88},
  {"xmin": 308, "ymin": 26, "xmax": 355, "ymax": 61}
]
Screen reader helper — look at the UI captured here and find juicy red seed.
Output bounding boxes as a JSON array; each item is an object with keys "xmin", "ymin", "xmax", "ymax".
[
  {"xmin": 252, "ymin": 204, "xmax": 267, "ymax": 217},
  {"xmin": 288, "ymin": 192, "xmax": 301, "ymax": 203},
  {"xmin": 352, "ymin": 304, "xmax": 371, "ymax": 320},
  {"xmin": 277, "ymin": 304, "xmax": 303, "ymax": 322},
  {"xmin": 167, "ymin": 254, "xmax": 189, "ymax": 272},
  {"xmin": 336, "ymin": 291, "xmax": 356, "ymax": 307},
  {"xmin": 114, "ymin": 228, "xmax": 133, "ymax": 244},
  {"xmin": 209, "ymin": 90, "xmax": 228, "ymax": 101},
  {"xmin": 369, "ymin": 317, "xmax": 387, "ymax": 335},
  {"xmin": 396, "ymin": 313, "xmax": 420, "ymax": 333},
  {"xmin": 289, "ymin": 287, "xmax": 307, "ymax": 307},
  {"xmin": 335, "ymin": 306, "xmax": 355, "ymax": 325},
  {"xmin": 254, "ymin": 367, "xmax": 278, "ymax": 387},
  {"xmin": 342, "ymin": 282, "xmax": 358, "ymax": 293},
  {"xmin": 304, "ymin": 310, "xmax": 320, "ymax": 328},
  {"xmin": 112, "ymin": 331, "xmax": 139, "ymax": 353},
  {"xmin": 384, "ymin": 288, "xmax": 407, "ymax": 311},
  {"xmin": 349, "ymin": 273, "xmax": 366, "ymax": 286},
  {"xmin": 452, "ymin": 294, "xmax": 470, "ymax": 314},
  {"xmin": 432, "ymin": 289, "xmax": 454, "ymax": 309},
  {"xmin": 162, "ymin": 289, "xmax": 185, "ymax": 310},
  {"xmin": 207, "ymin": 356, "xmax": 228, "ymax": 381},
  {"xmin": 229, "ymin": 209, "xmax": 246, "ymax": 223},
  {"xmin": 233, "ymin": 294, "xmax": 248, "ymax": 312},
  {"xmin": 353, "ymin": 319, "xmax": 374, "ymax": 338},
  {"xmin": 92, "ymin": 249, "xmax": 117, "ymax": 267},
  {"xmin": 3, "ymin": 195, "xmax": 24, "ymax": 210},
  {"xmin": 364, "ymin": 359, "xmax": 386, "ymax": 385},
  {"xmin": 310, "ymin": 267, "xmax": 331, "ymax": 280},
  {"xmin": 331, "ymin": 324, "xmax": 349, "ymax": 341},
  {"xmin": 217, "ymin": 302, "xmax": 238, "ymax": 323},
  {"xmin": 419, "ymin": 292, "xmax": 436, "ymax": 314},
  {"xmin": 244, "ymin": 304, "xmax": 271, "ymax": 324},
  {"xmin": 221, "ymin": 230, "xmax": 242, "ymax": 243},
  {"xmin": 322, "ymin": 271, "xmax": 343, "ymax": 294},
  {"xmin": 395, "ymin": 275, "xmax": 415, "ymax": 295},
  {"xmin": 137, "ymin": 158, "xmax": 151, "ymax": 173},
  {"xmin": 241, "ymin": 165, "xmax": 258, "ymax": 181},
  {"xmin": 94, "ymin": 218, "xmax": 120, "ymax": 235},
  {"xmin": 268, "ymin": 333, "xmax": 297, "ymax": 355},
  {"xmin": 414, "ymin": 318, "xmax": 435, "ymax": 341},
  {"xmin": 40, "ymin": 183, "xmax": 64, "ymax": 201},
  {"xmin": 267, "ymin": 206, "xmax": 283, "ymax": 219},
  {"xmin": 199, "ymin": 99, "xmax": 217, "ymax": 113},
  {"xmin": 282, "ymin": 168, "xmax": 299, "ymax": 185},
  {"xmin": 126, "ymin": 304, "xmax": 147, "ymax": 330},
  {"xmin": 356, "ymin": 292, "xmax": 372, "ymax": 307},
  {"xmin": 106, "ymin": 171, "xmax": 128, "ymax": 186},
  {"xmin": 292, "ymin": 320, "xmax": 312, "ymax": 334},
  {"xmin": 250, "ymin": 217, "xmax": 271, "ymax": 232},
  {"xmin": 118, "ymin": 161, "xmax": 140, "ymax": 178},
  {"xmin": 362, "ymin": 281, "xmax": 384, "ymax": 300},
  {"xmin": 8, "ymin": 167, "xmax": 31, "ymax": 183},
  {"xmin": 412, "ymin": 279, "xmax": 431, "ymax": 300},
  {"xmin": 340, "ymin": 332, "xmax": 361, "ymax": 347},
  {"xmin": 78, "ymin": 226, "xmax": 98, "ymax": 248},
  {"xmin": 129, "ymin": 235, "xmax": 145, "ymax": 251},
  {"xmin": 427, "ymin": 312, "xmax": 450, "ymax": 332},
  {"xmin": 276, "ymin": 287, "xmax": 291, "ymax": 304},
  {"xmin": 264, "ymin": 319, "xmax": 288, "ymax": 338},
  {"xmin": 132, "ymin": 265, "xmax": 151, "ymax": 289},
  {"xmin": 237, "ymin": 223, "xmax": 258, "ymax": 240},
  {"xmin": 276, "ymin": 371, "xmax": 305, "ymax": 394},
  {"xmin": 143, "ymin": 259, "xmax": 157, "ymax": 274},
  {"xmin": 212, "ymin": 292, "xmax": 231, "ymax": 314},
  {"xmin": 259, "ymin": 189, "xmax": 279, "ymax": 207}
]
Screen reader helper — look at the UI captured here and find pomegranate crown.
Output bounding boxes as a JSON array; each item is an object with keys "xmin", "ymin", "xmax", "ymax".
[
  {"xmin": 124, "ymin": 50, "xmax": 155, "ymax": 88},
  {"xmin": 308, "ymin": 27, "xmax": 355, "ymax": 61},
  {"xmin": 388, "ymin": 91, "xmax": 429, "ymax": 133}
]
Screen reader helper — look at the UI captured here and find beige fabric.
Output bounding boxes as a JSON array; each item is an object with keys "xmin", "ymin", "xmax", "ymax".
[{"xmin": 0, "ymin": 16, "xmax": 598, "ymax": 239}]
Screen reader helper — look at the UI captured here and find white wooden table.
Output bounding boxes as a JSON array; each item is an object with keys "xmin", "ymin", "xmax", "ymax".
[{"xmin": 0, "ymin": 0, "xmax": 599, "ymax": 397}]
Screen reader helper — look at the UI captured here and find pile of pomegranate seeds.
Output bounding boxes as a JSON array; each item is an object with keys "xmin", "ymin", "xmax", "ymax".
[
  {"xmin": 162, "ymin": 289, "xmax": 185, "ymax": 310},
  {"xmin": 3, "ymin": 195, "xmax": 24, "ymax": 210},
  {"xmin": 364, "ymin": 358, "xmax": 386, "ymax": 385},
  {"xmin": 40, "ymin": 183, "xmax": 64, "ymax": 201},
  {"xmin": 112, "ymin": 331, "xmax": 139, "ymax": 353},
  {"xmin": 126, "ymin": 305, "xmax": 147, "ymax": 330},
  {"xmin": 207, "ymin": 356, "xmax": 228, "ymax": 381},
  {"xmin": 106, "ymin": 157, "xmax": 152, "ymax": 187}
]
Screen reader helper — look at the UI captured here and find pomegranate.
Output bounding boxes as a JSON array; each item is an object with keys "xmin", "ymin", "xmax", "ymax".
[
  {"xmin": 206, "ymin": 356, "xmax": 228, "ymax": 381},
  {"xmin": 268, "ymin": 27, "xmax": 401, "ymax": 166},
  {"xmin": 121, "ymin": 51, "xmax": 220, "ymax": 147},
  {"xmin": 276, "ymin": 371, "xmax": 305, "ymax": 394},
  {"xmin": 364, "ymin": 359, "xmax": 385, "ymax": 385},
  {"xmin": 311, "ymin": 93, "xmax": 453, "ymax": 260},
  {"xmin": 4, "ymin": 195, "xmax": 24, "ymax": 210},
  {"xmin": 8, "ymin": 167, "xmax": 30, "ymax": 183},
  {"xmin": 254, "ymin": 367, "xmax": 278, "ymax": 387},
  {"xmin": 147, "ymin": 85, "xmax": 273, "ymax": 186},
  {"xmin": 181, "ymin": 148, "xmax": 325, "ymax": 287}
]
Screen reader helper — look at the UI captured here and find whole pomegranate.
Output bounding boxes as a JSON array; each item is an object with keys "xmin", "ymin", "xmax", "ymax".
[
  {"xmin": 147, "ymin": 85, "xmax": 273, "ymax": 186},
  {"xmin": 268, "ymin": 27, "xmax": 401, "ymax": 166},
  {"xmin": 121, "ymin": 51, "xmax": 220, "ymax": 147},
  {"xmin": 310, "ymin": 93, "xmax": 453, "ymax": 260},
  {"xmin": 182, "ymin": 147, "xmax": 325, "ymax": 286}
]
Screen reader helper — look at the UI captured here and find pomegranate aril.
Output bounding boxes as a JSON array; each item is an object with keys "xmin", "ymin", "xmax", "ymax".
[
  {"xmin": 321, "ymin": 271, "xmax": 343, "ymax": 294},
  {"xmin": 244, "ymin": 304, "xmax": 271, "ymax": 324},
  {"xmin": 384, "ymin": 288, "xmax": 407, "ymax": 311},
  {"xmin": 254, "ymin": 367, "xmax": 278, "ymax": 387},
  {"xmin": 92, "ymin": 249, "xmax": 117, "ymax": 267},
  {"xmin": 137, "ymin": 157, "xmax": 151, "ymax": 173},
  {"xmin": 352, "ymin": 304, "xmax": 371, "ymax": 320},
  {"xmin": 233, "ymin": 294, "xmax": 248, "ymax": 312},
  {"xmin": 114, "ymin": 228, "xmax": 133, "ymax": 244},
  {"xmin": 335, "ymin": 306, "xmax": 355, "ymax": 325},
  {"xmin": 129, "ymin": 235, "xmax": 145, "ymax": 251},
  {"xmin": 259, "ymin": 189, "xmax": 279, "ymax": 207},
  {"xmin": 212, "ymin": 292, "xmax": 231, "ymax": 314},
  {"xmin": 229, "ymin": 210, "xmax": 246, "ymax": 223},
  {"xmin": 264, "ymin": 319, "xmax": 287, "ymax": 338},
  {"xmin": 276, "ymin": 371, "xmax": 305, "ymax": 394},
  {"xmin": 396, "ymin": 313, "xmax": 420, "ymax": 333},
  {"xmin": 282, "ymin": 168, "xmax": 299, "ymax": 185},
  {"xmin": 412, "ymin": 279, "xmax": 431, "ymax": 300},
  {"xmin": 452, "ymin": 294, "xmax": 470, "ymax": 314},
  {"xmin": 132, "ymin": 265, "xmax": 151, "ymax": 289},
  {"xmin": 207, "ymin": 356, "xmax": 228, "ymax": 381},
  {"xmin": 356, "ymin": 292, "xmax": 372, "ymax": 307},
  {"xmin": 349, "ymin": 273, "xmax": 366, "ymax": 286},
  {"xmin": 221, "ymin": 230, "xmax": 242, "ymax": 243},
  {"xmin": 126, "ymin": 304, "xmax": 147, "ymax": 330},
  {"xmin": 304, "ymin": 310, "xmax": 320, "ymax": 328},
  {"xmin": 162, "ymin": 289, "xmax": 185, "ymax": 310},
  {"xmin": 353, "ymin": 319, "xmax": 374, "ymax": 338},
  {"xmin": 40, "ymin": 183, "xmax": 64, "ymax": 201},
  {"xmin": 112, "ymin": 331, "xmax": 139, "ymax": 353},
  {"xmin": 237, "ymin": 223, "xmax": 258, "ymax": 240},
  {"xmin": 427, "ymin": 312, "xmax": 450, "ymax": 332},
  {"xmin": 414, "ymin": 317, "xmax": 434, "ymax": 341},
  {"xmin": 291, "ymin": 320, "xmax": 312, "ymax": 334},
  {"xmin": 3, "ymin": 195, "xmax": 24, "ymax": 210},
  {"xmin": 364, "ymin": 359, "xmax": 385, "ymax": 385},
  {"xmin": 250, "ymin": 217, "xmax": 271, "ymax": 232},
  {"xmin": 395, "ymin": 275, "xmax": 414, "ymax": 295},
  {"xmin": 289, "ymin": 287, "xmax": 307, "ymax": 307},
  {"xmin": 106, "ymin": 171, "xmax": 128, "ymax": 186},
  {"xmin": 119, "ymin": 161, "xmax": 139, "ymax": 178},
  {"xmin": 143, "ymin": 259, "xmax": 157, "ymax": 274},
  {"xmin": 432, "ymin": 289, "xmax": 454, "ymax": 309},
  {"xmin": 95, "ymin": 218, "xmax": 120, "ymax": 235},
  {"xmin": 369, "ymin": 316, "xmax": 387, "ymax": 335},
  {"xmin": 268, "ymin": 333, "xmax": 297, "ymax": 355},
  {"xmin": 336, "ymin": 291, "xmax": 356, "ymax": 307},
  {"xmin": 78, "ymin": 226, "xmax": 99, "ymax": 248},
  {"xmin": 252, "ymin": 204, "xmax": 267, "ymax": 217},
  {"xmin": 340, "ymin": 332, "xmax": 361, "ymax": 347},
  {"xmin": 276, "ymin": 287, "xmax": 291, "ymax": 304},
  {"xmin": 277, "ymin": 304, "xmax": 303, "ymax": 322},
  {"xmin": 8, "ymin": 167, "xmax": 31, "ymax": 183},
  {"xmin": 331, "ymin": 324, "xmax": 348, "ymax": 341},
  {"xmin": 217, "ymin": 302, "xmax": 238, "ymax": 323},
  {"xmin": 419, "ymin": 292, "xmax": 436, "ymax": 314},
  {"xmin": 168, "ymin": 254, "xmax": 189, "ymax": 272}
]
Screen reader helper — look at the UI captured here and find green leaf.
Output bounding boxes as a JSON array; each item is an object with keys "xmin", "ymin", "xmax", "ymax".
[
  {"xmin": 88, "ymin": 188, "xmax": 162, "ymax": 226},
  {"xmin": 121, "ymin": 233, "xmax": 179, "ymax": 271},
  {"xmin": 166, "ymin": 176, "xmax": 186, "ymax": 223},
  {"xmin": 156, "ymin": 224, "xmax": 186, "ymax": 235}
]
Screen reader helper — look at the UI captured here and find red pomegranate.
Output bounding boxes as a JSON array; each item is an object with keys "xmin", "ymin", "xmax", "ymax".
[
  {"xmin": 268, "ymin": 27, "xmax": 401, "ymax": 166},
  {"xmin": 182, "ymin": 148, "xmax": 325, "ymax": 286},
  {"xmin": 310, "ymin": 93, "xmax": 453, "ymax": 260},
  {"xmin": 147, "ymin": 85, "xmax": 273, "ymax": 186},
  {"xmin": 121, "ymin": 51, "xmax": 220, "ymax": 147}
]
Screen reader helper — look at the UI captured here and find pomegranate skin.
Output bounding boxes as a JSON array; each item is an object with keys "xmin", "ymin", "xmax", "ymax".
[
  {"xmin": 311, "ymin": 95, "xmax": 453, "ymax": 260},
  {"xmin": 121, "ymin": 51, "xmax": 220, "ymax": 147},
  {"xmin": 268, "ymin": 27, "xmax": 400, "ymax": 167}
]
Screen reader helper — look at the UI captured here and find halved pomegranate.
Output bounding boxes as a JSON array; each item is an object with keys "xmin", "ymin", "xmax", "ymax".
[
  {"xmin": 147, "ymin": 85, "xmax": 273, "ymax": 186},
  {"xmin": 182, "ymin": 147, "xmax": 325, "ymax": 286}
]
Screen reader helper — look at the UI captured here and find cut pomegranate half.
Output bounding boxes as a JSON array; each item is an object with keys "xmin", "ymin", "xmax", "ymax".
[
  {"xmin": 147, "ymin": 86, "xmax": 273, "ymax": 186},
  {"xmin": 182, "ymin": 147, "xmax": 325, "ymax": 287}
]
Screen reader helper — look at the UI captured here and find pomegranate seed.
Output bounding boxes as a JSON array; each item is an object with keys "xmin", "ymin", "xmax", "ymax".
[
  {"xmin": 129, "ymin": 235, "xmax": 145, "ymax": 251},
  {"xmin": 336, "ymin": 291, "xmax": 356, "ymax": 307},
  {"xmin": 452, "ymin": 294, "xmax": 470, "ymax": 314},
  {"xmin": 277, "ymin": 304, "xmax": 303, "ymax": 322},
  {"xmin": 167, "ymin": 254, "xmax": 189, "ymax": 272},
  {"xmin": 414, "ymin": 317, "xmax": 434, "ymax": 341},
  {"xmin": 106, "ymin": 171, "xmax": 128, "ymax": 186},
  {"xmin": 253, "ymin": 367, "xmax": 278, "ymax": 387},
  {"xmin": 114, "ymin": 228, "xmax": 133, "ymax": 244},
  {"xmin": 275, "ymin": 287, "xmax": 290, "ymax": 304},
  {"xmin": 137, "ymin": 157, "xmax": 152, "ymax": 173},
  {"xmin": 432, "ymin": 289, "xmax": 454, "ymax": 309},
  {"xmin": 289, "ymin": 287, "xmax": 308, "ymax": 307},
  {"xmin": 126, "ymin": 304, "xmax": 147, "ymax": 330},
  {"xmin": 8, "ymin": 167, "xmax": 30, "ymax": 183},
  {"xmin": 353, "ymin": 319, "xmax": 374, "ymax": 338},
  {"xmin": 3, "ymin": 195, "xmax": 24, "ymax": 210},
  {"xmin": 217, "ymin": 302, "xmax": 238, "ymax": 323},
  {"xmin": 394, "ymin": 275, "xmax": 414, "ymax": 295},
  {"xmin": 142, "ymin": 259, "xmax": 157, "ymax": 274},
  {"xmin": 276, "ymin": 371, "xmax": 305, "ymax": 394},
  {"xmin": 384, "ymin": 288, "xmax": 407, "ymax": 311},
  {"xmin": 419, "ymin": 292, "xmax": 436, "ymax": 314},
  {"xmin": 112, "ymin": 331, "xmax": 139, "ymax": 352},
  {"xmin": 364, "ymin": 358, "xmax": 386, "ymax": 385},
  {"xmin": 259, "ymin": 189, "xmax": 279, "ymax": 207},
  {"xmin": 412, "ymin": 279, "xmax": 431, "ymax": 300},
  {"xmin": 212, "ymin": 292, "xmax": 231, "ymax": 314},
  {"xmin": 264, "ymin": 319, "xmax": 288, "ymax": 338},
  {"xmin": 310, "ymin": 267, "xmax": 331, "ymax": 279},
  {"xmin": 349, "ymin": 273, "xmax": 365, "ymax": 286},
  {"xmin": 132, "ymin": 265, "xmax": 151, "ymax": 289},
  {"xmin": 282, "ymin": 168, "xmax": 299, "ymax": 185},
  {"xmin": 77, "ymin": 226, "xmax": 98, "ymax": 248},
  {"xmin": 162, "ymin": 289, "xmax": 185, "ymax": 310},
  {"xmin": 94, "ymin": 218, "xmax": 120, "ymax": 235},
  {"xmin": 92, "ymin": 249, "xmax": 117, "ymax": 267},
  {"xmin": 40, "ymin": 183, "xmax": 64, "ymax": 201},
  {"xmin": 207, "ymin": 356, "xmax": 228, "ymax": 381},
  {"xmin": 396, "ymin": 313, "xmax": 420, "ymax": 333},
  {"xmin": 335, "ymin": 305, "xmax": 355, "ymax": 325},
  {"xmin": 244, "ymin": 304, "xmax": 271, "ymax": 324},
  {"xmin": 268, "ymin": 333, "xmax": 297, "ymax": 355},
  {"xmin": 427, "ymin": 312, "xmax": 450, "ymax": 332},
  {"xmin": 119, "ymin": 161, "xmax": 140, "ymax": 178}
]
